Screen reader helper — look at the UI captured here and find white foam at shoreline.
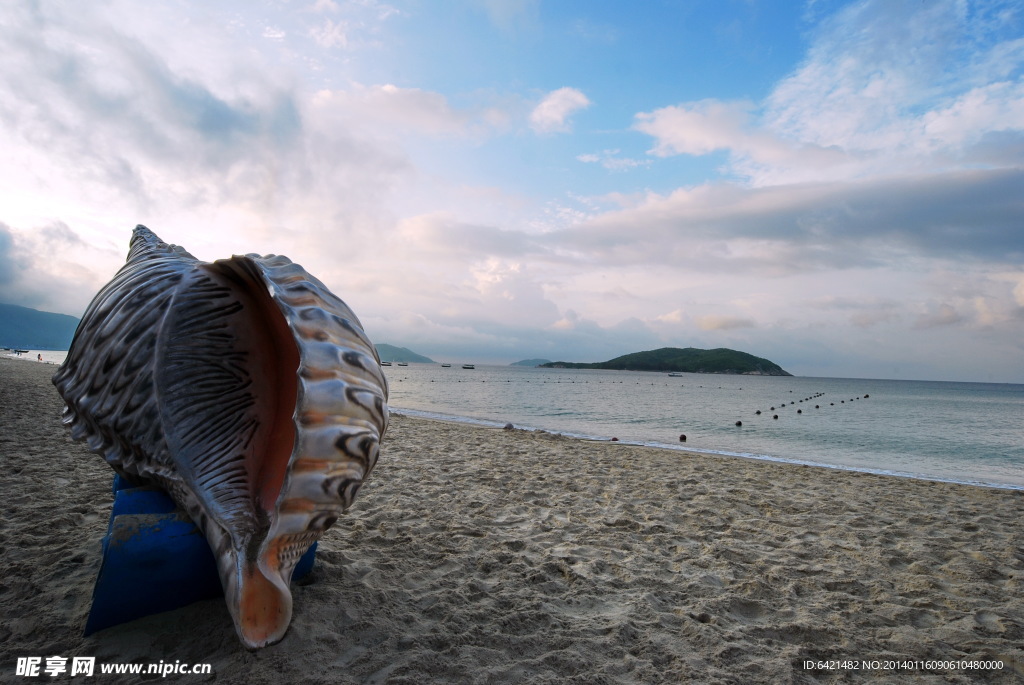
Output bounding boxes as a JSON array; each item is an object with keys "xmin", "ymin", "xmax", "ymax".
[
  {"xmin": 2, "ymin": 349, "xmax": 66, "ymax": 365},
  {"xmin": 391, "ymin": 406, "xmax": 1024, "ymax": 492}
]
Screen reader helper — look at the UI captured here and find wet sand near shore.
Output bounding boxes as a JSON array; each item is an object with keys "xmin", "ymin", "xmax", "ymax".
[{"xmin": 1, "ymin": 356, "xmax": 1022, "ymax": 683}]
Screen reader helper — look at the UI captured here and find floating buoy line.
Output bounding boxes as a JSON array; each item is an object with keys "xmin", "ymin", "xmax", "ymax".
[{"xmin": 384, "ymin": 368, "xmax": 874, "ymax": 442}]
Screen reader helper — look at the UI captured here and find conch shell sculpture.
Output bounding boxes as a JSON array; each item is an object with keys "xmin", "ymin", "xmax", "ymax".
[{"xmin": 53, "ymin": 226, "xmax": 389, "ymax": 649}]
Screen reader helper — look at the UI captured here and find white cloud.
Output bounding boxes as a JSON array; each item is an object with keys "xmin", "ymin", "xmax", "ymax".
[
  {"xmin": 600, "ymin": 156, "xmax": 651, "ymax": 171},
  {"xmin": 0, "ymin": 0, "xmax": 1021, "ymax": 380},
  {"xmin": 468, "ymin": 258, "xmax": 561, "ymax": 327},
  {"xmin": 761, "ymin": 0, "xmax": 1024, "ymax": 180},
  {"xmin": 394, "ymin": 212, "xmax": 533, "ymax": 258},
  {"xmin": 998, "ymin": 272, "xmax": 1024, "ymax": 307},
  {"xmin": 560, "ymin": 168, "xmax": 1024, "ymax": 270},
  {"xmin": 806, "ymin": 296, "xmax": 903, "ymax": 328},
  {"xmin": 766, "ymin": 1, "xmax": 955, "ymax": 150},
  {"xmin": 308, "ymin": 0, "xmax": 340, "ymax": 12},
  {"xmin": 364, "ymin": 311, "xmax": 502, "ymax": 352},
  {"xmin": 635, "ymin": 99, "xmax": 754, "ymax": 157},
  {"xmin": 529, "ymin": 87, "xmax": 591, "ymax": 133},
  {"xmin": 695, "ymin": 315, "xmax": 756, "ymax": 331},
  {"xmin": 311, "ymin": 84, "xmax": 473, "ymax": 136},
  {"xmin": 653, "ymin": 309, "xmax": 684, "ymax": 324},
  {"xmin": 0, "ymin": 220, "xmax": 121, "ymax": 314},
  {"xmin": 310, "ymin": 18, "xmax": 350, "ymax": 48},
  {"xmin": 914, "ymin": 303, "xmax": 965, "ymax": 329},
  {"xmin": 576, "ymin": 148, "xmax": 650, "ymax": 171},
  {"xmin": 633, "ymin": 99, "xmax": 851, "ymax": 184},
  {"xmin": 922, "ymin": 81, "xmax": 1024, "ymax": 149},
  {"xmin": 633, "ymin": 0, "xmax": 1024, "ymax": 186},
  {"xmin": 0, "ymin": 1, "xmax": 421, "ymax": 312},
  {"xmin": 473, "ymin": 0, "xmax": 540, "ymax": 31}
]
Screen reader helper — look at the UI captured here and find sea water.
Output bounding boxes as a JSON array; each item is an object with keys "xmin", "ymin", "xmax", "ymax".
[
  {"xmin": 19, "ymin": 351, "xmax": 1022, "ymax": 489},
  {"xmin": 383, "ymin": 364, "xmax": 1024, "ymax": 490}
]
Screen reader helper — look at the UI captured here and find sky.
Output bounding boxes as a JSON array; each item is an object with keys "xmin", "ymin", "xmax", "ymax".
[{"xmin": 1, "ymin": 0, "xmax": 1022, "ymax": 382}]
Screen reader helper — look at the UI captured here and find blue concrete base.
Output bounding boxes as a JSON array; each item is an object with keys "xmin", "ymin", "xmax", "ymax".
[{"xmin": 84, "ymin": 475, "xmax": 317, "ymax": 636}]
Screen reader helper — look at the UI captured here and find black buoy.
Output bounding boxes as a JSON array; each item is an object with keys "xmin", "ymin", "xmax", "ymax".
[
  {"xmin": 797, "ymin": 409, "xmax": 802, "ymax": 414},
  {"xmin": 735, "ymin": 421, "xmax": 742, "ymax": 427},
  {"xmin": 773, "ymin": 414, "xmax": 779, "ymax": 420},
  {"xmin": 864, "ymin": 394, "xmax": 869, "ymax": 398},
  {"xmin": 611, "ymin": 437, "xmax": 619, "ymax": 442},
  {"xmin": 679, "ymin": 434, "xmax": 687, "ymax": 442},
  {"xmin": 770, "ymin": 406, "xmax": 775, "ymax": 411},
  {"xmin": 755, "ymin": 410, "xmax": 761, "ymax": 415},
  {"xmin": 815, "ymin": 405, "xmax": 819, "ymax": 409}
]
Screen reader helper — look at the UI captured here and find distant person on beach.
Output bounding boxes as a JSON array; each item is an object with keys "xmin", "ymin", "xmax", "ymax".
[{"xmin": 37, "ymin": 354, "xmax": 43, "ymax": 362}]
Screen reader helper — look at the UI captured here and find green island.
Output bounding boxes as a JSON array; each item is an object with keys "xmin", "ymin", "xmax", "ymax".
[{"xmin": 540, "ymin": 347, "xmax": 791, "ymax": 376}]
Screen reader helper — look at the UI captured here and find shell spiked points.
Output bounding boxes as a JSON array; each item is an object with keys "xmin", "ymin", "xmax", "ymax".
[{"xmin": 53, "ymin": 226, "xmax": 389, "ymax": 648}]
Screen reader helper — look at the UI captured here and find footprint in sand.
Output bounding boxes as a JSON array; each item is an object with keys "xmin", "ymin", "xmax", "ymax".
[
  {"xmin": 973, "ymin": 609, "xmax": 1005, "ymax": 632},
  {"xmin": 727, "ymin": 598, "xmax": 768, "ymax": 623}
]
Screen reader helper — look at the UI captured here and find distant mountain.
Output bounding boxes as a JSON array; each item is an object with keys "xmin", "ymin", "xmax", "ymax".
[
  {"xmin": 0, "ymin": 303, "xmax": 80, "ymax": 350},
  {"xmin": 510, "ymin": 358, "xmax": 552, "ymax": 367},
  {"xmin": 540, "ymin": 347, "xmax": 791, "ymax": 376},
  {"xmin": 375, "ymin": 344, "xmax": 435, "ymax": 364}
]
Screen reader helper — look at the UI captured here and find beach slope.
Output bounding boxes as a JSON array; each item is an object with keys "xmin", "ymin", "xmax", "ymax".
[{"xmin": 1, "ymin": 357, "xmax": 1021, "ymax": 683}]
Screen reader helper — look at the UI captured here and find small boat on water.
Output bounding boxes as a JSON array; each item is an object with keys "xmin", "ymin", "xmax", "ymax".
[
  {"xmin": 462, "ymin": 364, "xmax": 475, "ymax": 370},
  {"xmin": 441, "ymin": 363, "xmax": 451, "ymax": 367},
  {"xmin": 381, "ymin": 361, "xmax": 392, "ymax": 366},
  {"xmin": 397, "ymin": 362, "xmax": 408, "ymax": 366},
  {"xmin": 667, "ymin": 372, "xmax": 684, "ymax": 377}
]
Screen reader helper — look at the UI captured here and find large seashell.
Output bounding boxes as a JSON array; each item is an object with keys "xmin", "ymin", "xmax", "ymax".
[{"xmin": 53, "ymin": 226, "xmax": 389, "ymax": 649}]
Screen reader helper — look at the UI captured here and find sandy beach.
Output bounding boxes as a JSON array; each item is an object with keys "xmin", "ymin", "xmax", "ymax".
[{"xmin": 1, "ymin": 356, "xmax": 1022, "ymax": 684}]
